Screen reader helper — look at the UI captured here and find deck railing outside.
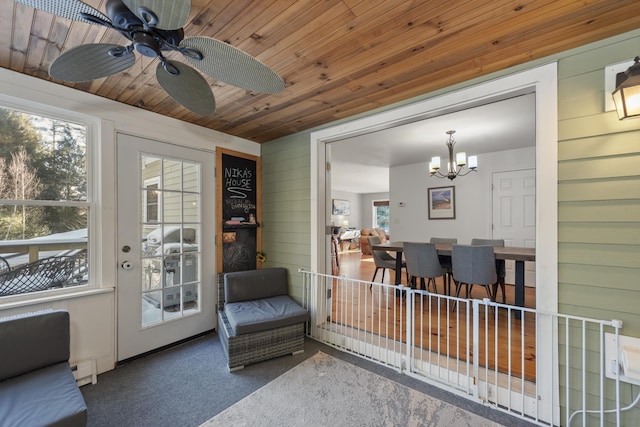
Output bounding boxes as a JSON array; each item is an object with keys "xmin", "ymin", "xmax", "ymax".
[
  {"xmin": 301, "ymin": 270, "xmax": 630, "ymax": 426},
  {"xmin": 0, "ymin": 236, "xmax": 88, "ymax": 296}
]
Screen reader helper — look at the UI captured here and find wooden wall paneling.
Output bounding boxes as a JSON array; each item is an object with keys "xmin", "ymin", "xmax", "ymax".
[
  {"xmin": 0, "ymin": 2, "xmax": 14, "ymax": 69},
  {"xmin": 559, "ymin": 178, "xmax": 640, "ymax": 202},
  {"xmin": 559, "ymin": 133, "xmax": 640, "ymax": 161},
  {"xmin": 213, "ymin": 0, "xmax": 294, "ymax": 46},
  {"xmin": 24, "ymin": 10, "xmax": 54, "ymax": 78},
  {"xmin": 4, "ymin": 0, "xmax": 640, "ymax": 143},
  {"xmin": 9, "ymin": 3, "xmax": 33, "ymax": 72},
  {"xmin": 260, "ymin": 135, "xmax": 310, "ymax": 299},
  {"xmin": 559, "ymin": 222, "xmax": 640, "ymax": 245},
  {"xmin": 559, "ymin": 200, "xmax": 640, "ymax": 222}
]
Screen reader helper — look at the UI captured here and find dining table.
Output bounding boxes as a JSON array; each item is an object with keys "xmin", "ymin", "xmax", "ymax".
[{"xmin": 371, "ymin": 241, "xmax": 536, "ymax": 311}]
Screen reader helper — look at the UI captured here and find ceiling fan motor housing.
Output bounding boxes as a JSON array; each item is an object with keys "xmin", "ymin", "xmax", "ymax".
[{"xmin": 133, "ymin": 32, "xmax": 161, "ymax": 57}]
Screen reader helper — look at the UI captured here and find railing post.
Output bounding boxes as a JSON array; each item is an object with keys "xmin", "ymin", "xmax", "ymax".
[
  {"xmin": 405, "ymin": 288, "xmax": 413, "ymax": 373},
  {"xmin": 472, "ymin": 299, "xmax": 480, "ymax": 399}
]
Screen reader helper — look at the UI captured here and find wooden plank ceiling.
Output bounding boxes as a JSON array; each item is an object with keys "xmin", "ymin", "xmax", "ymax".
[{"xmin": 1, "ymin": 0, "xmax": 640, "ymax": 143}]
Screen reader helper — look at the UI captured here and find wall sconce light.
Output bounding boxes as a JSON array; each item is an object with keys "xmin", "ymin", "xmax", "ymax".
[{"xmin": 612, "ymin": 56, "xmax": 640, "ymax": 120}]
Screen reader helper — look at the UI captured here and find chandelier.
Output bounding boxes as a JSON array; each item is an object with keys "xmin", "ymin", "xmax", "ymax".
[{"xmin": 429, "ymin": 130, "xmax": 478, "ymax": 180}]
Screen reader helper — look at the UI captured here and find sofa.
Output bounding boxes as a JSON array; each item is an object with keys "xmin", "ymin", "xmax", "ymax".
[
  {"xmin": 217, "ymin": 268, "xmax": 310, "ymax": 371},
  {"xmin": 0, "ymin": 310, "xmax": 87, "ymax": 426},
  {"xmin": 359, "ymin": 228, "xmax": 389, "ymax": 255}
]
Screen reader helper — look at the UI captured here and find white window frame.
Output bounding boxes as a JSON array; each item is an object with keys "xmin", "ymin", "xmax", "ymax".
[
  {"xmin": 143, "ymin": 177, "xmax": 160, "ymax": 223},
  {"xmin": 0, "ymin": 96, "xmax": 101, "ymax": 303},
  {"xmin": 372, "ymin": 200, "xmax": 390, "ymax": 232}
]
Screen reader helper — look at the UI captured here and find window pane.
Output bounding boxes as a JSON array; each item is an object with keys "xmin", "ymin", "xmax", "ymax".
[
  {"xmin": 183, "ymin": 162, "xmax": 199, "ymax": 193},
  {"xmin": 0, "ymin": 204, "xmax": 87, "ymax": 240},
  {"xmin": 374, "ymin": 204, "xmax": 390, "ymax": 233},
  {"xmin": 163, "ymin": 191, "xmax": 182, "ymax": 223},
  {"xmin": 0, "ymin": 205, "xmax": 88, "ymax": 296},
  {"xmin": 0, "ymin": 109, "xmax": 87, "ymax": 202},
  {"xmin": 144, "ymin": 183, "xmax": 159, "ymax": 223},
  {"xmin": 183, "ymin": 193, "xmax": 199, "ymax": 223},
  {"xmin": 0, "ymin": 106, "xmax": 90, "ymax": 297},
  {"xmin": 163, "ymin": 159, "xmax": 182, "ymax": 191}
]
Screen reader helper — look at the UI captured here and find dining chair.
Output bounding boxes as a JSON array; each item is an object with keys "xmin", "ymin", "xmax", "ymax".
[
  {"xmin": 367, "ymin": 236, "xmax": 407, "ymax": 288},
  {"xmin": 471, "ymin": 238, "xmax": 506, "ymax": 303},
  {"xmin": 403, "ymin": 242, "xmax": 447, "ymax": 294},
  {"xmin": 451, "ymin": 244, "xmax": 497, "ymax": 308},
  {"xmin": 429, "ymin": 237, "xmax": 457, "ymax": 295}
]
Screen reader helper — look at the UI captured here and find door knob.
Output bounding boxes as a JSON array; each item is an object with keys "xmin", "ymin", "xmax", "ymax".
[{"xmin": 121, "ymin": 261, "xmax": 133, "ymax": 271}]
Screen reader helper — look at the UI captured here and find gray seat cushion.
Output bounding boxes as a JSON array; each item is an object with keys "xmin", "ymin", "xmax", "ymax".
[
  {"xmin": 224, "ymin": 295, "xmax": 309, "ymax": 335},
  {"xmin": 0, "ymin": 362, "xmax": 87, "ymax": 427},
  {"xmin": 224, "ymin": 268, "xmax": 288, "ymax": 303}
]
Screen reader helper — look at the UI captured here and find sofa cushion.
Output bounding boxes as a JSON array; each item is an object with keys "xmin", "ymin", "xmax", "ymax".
[
  {"xmin": 224, "ymin": 295, "xmax": 309, "ymax": 335},
  {"xmin": 224, "ymin": 268, "xmax": 288, "ymax": 303},
  {"xmin": 0, "ymin": 310, "xmax": 70, "ymax": 381},
  {"xmin": 0, "ymin": 362, "xmax": 87, "ymax": 427}
]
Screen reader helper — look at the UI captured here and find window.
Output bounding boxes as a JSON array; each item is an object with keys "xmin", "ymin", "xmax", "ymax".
[
  {"xmin": 0, "ymin": 105, "xmax": 90, "ymax": 298},
  {"xmin": 144, "ymin": 178, "xmax": 160, "ymax": 223},
  {"xmin": 373, "ymin": 200, "xmax": 389, "ymax": 233}
]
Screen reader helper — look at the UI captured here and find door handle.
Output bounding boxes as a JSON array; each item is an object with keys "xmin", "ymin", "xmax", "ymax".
[{"xmin": 121, "ymin": 261, "xmax": 134, "ymax": 271}]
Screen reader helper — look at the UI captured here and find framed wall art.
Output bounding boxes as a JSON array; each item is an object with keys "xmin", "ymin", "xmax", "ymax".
[
  {"xmin": 332, "ymin": 199, "xmax": 350, "ymax": 215},
  {"xmin": 428, "ymin": 186, "xmax": 455, "ymax": 219}
]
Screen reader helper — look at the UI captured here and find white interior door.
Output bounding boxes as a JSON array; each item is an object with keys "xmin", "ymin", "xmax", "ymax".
[
  {"xmin": 492, "ymin": 169, "xmax": 536, "ymax": 286},
  {"xmin": 116, "ymin": 133, "xmax": 215, "ymax": 361}
]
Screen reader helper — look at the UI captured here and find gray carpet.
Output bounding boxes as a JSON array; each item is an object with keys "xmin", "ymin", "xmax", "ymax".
[
  {"xmin": 202, "ymin": 351, "xmax": 501, "ymax": 426},
  {"xmin": 81, "ymin": 333, "xmax": 537, "ymax": 427}
]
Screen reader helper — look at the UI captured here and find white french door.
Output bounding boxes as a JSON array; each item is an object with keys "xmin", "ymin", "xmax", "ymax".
[{"xmin": 116, "ymin": 133, "xmax": 215, "ymax": 361}]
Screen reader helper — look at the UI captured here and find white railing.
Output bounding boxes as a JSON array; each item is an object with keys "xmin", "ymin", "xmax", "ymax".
[{"xmin": 300, "ymin": 270, "xmax": 631, "ymax": 426}]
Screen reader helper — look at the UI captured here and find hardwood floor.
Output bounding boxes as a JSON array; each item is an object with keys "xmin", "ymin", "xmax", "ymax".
[{"xmin": 333, "ymin": 249, "xmax": 537, "ymax": 382}]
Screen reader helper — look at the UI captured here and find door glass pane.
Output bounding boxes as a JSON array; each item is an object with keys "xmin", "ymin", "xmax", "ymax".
[
  {"xmin": 163, "ymin": 159, "xmax": 182, "ymax": 191},
  {"xmin": 183, "ymin": 193, "xmax": 199, "ymax": 222},
  {"xmin": 144, "ymin": 183, "xmax": 159, "ymax": 223},
  {"xmin": 140, "ymin": 155, "xmax": 201, "ymax": 327},
  {"xmin": 163, "ymin": 191, "xmax": 182, "ymax": 223},
  {"xmin": 183, "ymin": 162, "xmax": 199, "ymax": 193}
]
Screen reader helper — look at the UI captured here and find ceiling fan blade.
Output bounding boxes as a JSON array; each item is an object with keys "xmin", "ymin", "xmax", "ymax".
[
  {"xmin": 49, "ymin": 44, "xmax": 135, "ymax": 82},
  {"xmin": 15, "ymin": 0, "xmax": 110, "ymax": 24},
  {"xmin": 180, "ymin": 37, "xmax": 285, "ymax": 94},
  {"xmin": 156, "ymin": 61, "xmax": 215, "ymax": 116},
  {"xmin": 122, "ymin": 0, "xmax": 190, "ymax": 30}
]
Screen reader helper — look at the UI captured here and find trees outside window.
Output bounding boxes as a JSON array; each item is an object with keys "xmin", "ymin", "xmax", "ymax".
[
  {"xmin": 373, "ymin": 200, "xmax": 389, "ymax": 233},
  {"xmin": 0, "ymin": 106, "xmax": 90, "ymax": 297}
]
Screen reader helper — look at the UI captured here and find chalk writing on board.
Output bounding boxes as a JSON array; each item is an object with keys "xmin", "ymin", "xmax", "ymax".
[
  {"xmin": 225, "ymin": 167, "xmax": 253, "ymax": 198},
  {"xmin": 229, "ymin": 199, "xmax": 256, "ymax": 214}
]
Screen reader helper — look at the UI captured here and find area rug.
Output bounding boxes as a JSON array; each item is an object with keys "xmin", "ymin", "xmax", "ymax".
[{"xmin": 200, "ymin": 352, "xmax": 502, "ymax": 427}]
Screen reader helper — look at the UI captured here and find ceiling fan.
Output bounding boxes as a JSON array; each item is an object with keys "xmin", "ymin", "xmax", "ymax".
[{"xmin": 15, "ymin": 0, "xmax": 285, "ymax": 115}]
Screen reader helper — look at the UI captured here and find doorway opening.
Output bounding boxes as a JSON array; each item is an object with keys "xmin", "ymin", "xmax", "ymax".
[{"xmin": 310, "ymin": 62, "xmax": 558, "ymax": 415}]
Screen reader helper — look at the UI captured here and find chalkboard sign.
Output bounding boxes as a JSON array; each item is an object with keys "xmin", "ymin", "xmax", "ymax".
[
  {"xmin": 222, "ymin": 153, "xmax": 257, "ymax": 224},
  {"xmin": 217, "ymin": 150, "xmax": 261, "ymax": 273}
]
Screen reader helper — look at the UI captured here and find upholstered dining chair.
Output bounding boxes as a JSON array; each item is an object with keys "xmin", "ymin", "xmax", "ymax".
[
  {"xmin": 403, "ymin": 242, "xmax": 448, "ymax": 294},
  {"xmin": 429, "ymin": 237, "xmax": 457, "ymax": 295},
  {"xmin": 367, "ymin": 236, "xmax": 407, "ymax": 288},
  {"xmin": 471, "ymin": 238, "xmax": 506, "ymax": 303},
  {"xmin": 451, "ymin": 244, "xmax": 497, "ymax": 308}
]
